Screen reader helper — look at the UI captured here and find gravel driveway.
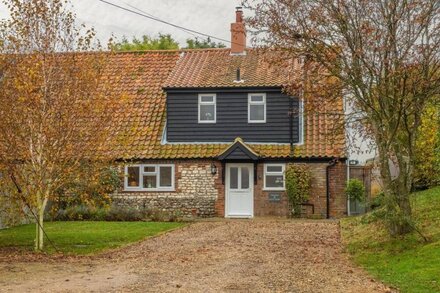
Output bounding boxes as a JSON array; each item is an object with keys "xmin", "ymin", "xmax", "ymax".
[{"xmin": 0, "ymin": 219, "xmax": 391, "ymax": 292}]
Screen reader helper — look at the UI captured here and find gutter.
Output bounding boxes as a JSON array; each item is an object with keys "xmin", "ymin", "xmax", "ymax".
[{"xmin": 326, "ymin": 158, "xmax": 337, "ymax": 219}]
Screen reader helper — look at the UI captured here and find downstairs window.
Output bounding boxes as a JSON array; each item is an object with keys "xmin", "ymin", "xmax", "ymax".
[
  {"xmin": 124, "ymin": 164, "xmax": 175, "ymax": 191},
  {"xmin": 264, "ymin": 163, "xmax": 285, "ymax": 190}
]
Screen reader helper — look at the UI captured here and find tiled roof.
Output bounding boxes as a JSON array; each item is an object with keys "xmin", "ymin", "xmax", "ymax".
[
  {"xmin": 164, "ymin": 48, "xmax": 300, "ymax": 88},
  {"xmin": 103, "ymin": 49, "xmax": 346, "ymax": 160}
]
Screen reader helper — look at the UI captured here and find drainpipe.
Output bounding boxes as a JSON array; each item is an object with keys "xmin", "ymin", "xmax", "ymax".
[{"xmin": 326, "ymin": 158, "xmax": 337, "ymax": 219}]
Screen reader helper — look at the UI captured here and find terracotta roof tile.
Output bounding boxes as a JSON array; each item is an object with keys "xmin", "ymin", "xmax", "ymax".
[
  {"xmin": 164, "ymin": 48, "xmax": 299, "ymax": 88},
  {"xmin": 102, "ymin": 49, "xmax": 345, "ymax": 160}
]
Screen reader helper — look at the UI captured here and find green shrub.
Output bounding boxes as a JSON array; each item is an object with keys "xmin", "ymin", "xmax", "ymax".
[
  {"xmin": 52, "ymin": 165, "xmax": 121, "ymax": 212},
  {"xmin": 369, "ymin": 191, "xmax": 385, "ymax": 210},
  {"xmin": 50, "ymin": 204, "xmax": 183, "ymax": 222},
  {"xmin": 105, "ymin": 206, "xmax": 144, "ymax": 221},
  {"xmin": 345, "ymin": 178, "xmax": 366, "ymax": 202},
  {"xmin": 285, "ymin": 164, "xmax": 311, "ymax": 217}
]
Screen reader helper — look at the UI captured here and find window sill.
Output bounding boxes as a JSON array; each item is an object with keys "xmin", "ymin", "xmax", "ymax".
[
  {"xmin": 122, "ymin": 188, "xmax": 175, "ymax": 193},
  {"xmin": 262, "ymin": 188, "xmax": 286, "ymax": 191}
]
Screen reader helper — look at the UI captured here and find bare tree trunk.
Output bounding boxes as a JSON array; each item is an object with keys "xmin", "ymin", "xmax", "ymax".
[
  {"xmin": 379, "ymin": 146, "xmax": 413, "ymax": 236},
  {"xmin": 37, "ymin": 206, "xmax": 44, "ymax": 250},
  {"xmin": 34, "ymin": 195, "xmax": 48, "ymax": 251},
  {"xmin": 34, "ymin": 215, "xmax": 40, "ymax": 251}
]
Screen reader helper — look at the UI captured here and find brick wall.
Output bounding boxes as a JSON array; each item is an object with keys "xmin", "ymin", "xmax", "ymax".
[
  {"xmin": 328, "ymin": 161, "xmax": 348, "ymax": 218},
  {"xmin": 254, "ymin": 163, "xmax": 289, "ymax": 216},
  {"xmin": 214, "ymin": 162, "xmax": 225, "ymax": 217},
  {"xmin": 307, "ymin": 163, "xmax": 329, "ymax": 217},
  {"xmin": 253, "ymin": 161, "xmax": 347, "ymax": 218}
]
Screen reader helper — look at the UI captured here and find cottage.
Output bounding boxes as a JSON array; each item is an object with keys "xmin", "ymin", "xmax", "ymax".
[{"xmin": 109, "ymin": 8, "xmax": 347, "ymax": 218}]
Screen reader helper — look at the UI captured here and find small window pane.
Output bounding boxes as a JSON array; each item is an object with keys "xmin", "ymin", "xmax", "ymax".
[
  {"xmin": 267, "ymin": 165, "xmax": 283, "ymax": 173},
  {"xmin": 266, "ymin": 175, "xmax": 284, "ymax": 188},
  {"xmin": 127, "ymin": 166, "xmax": 140, "ymax": 187},
  {"xmin": 144, "ymin": 166, "xmax": 156, "ymax": 173},
  {"xmin": 241, "ymin": 167, "xmax": 249, "ymax": 189},
  {"xmin": 200, "ymin": 104, "xmax": 215, "ymax": 121},
  {"xmin": 230, "ymin": 167, "xmax": 238, "ymax": 189},
  {"xmin": 200, "ymin": 95, "xmax": 214, "ymax": 102},
  {"xmin": 250, "ymin": 104, "xmax": 265, "ymax": 121},
  {"xmin": 251, "ymin": 95, "xmax": 264, "ymax": 102},
  {"xmin": 143, "ymin": 175, "xmax": 157, "ymax": 189},
  {"xmin": 159, "ymin": 166, "xmax": 172, "ymax": 187}
]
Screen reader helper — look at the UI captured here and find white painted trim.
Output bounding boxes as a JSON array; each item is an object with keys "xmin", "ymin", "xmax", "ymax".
[
  {"xmin": 263, "ymin": 163, "xmax": 286, "ymax": 191},
  {"xmin": 225, "ymin": 163, "xmax": 254, "ymax": 218},
  {"xmin": 198, "ymin": 93, "xmax": 216, "ymax": 124},
  {"xmin": 124, "ymin": 164, "xmax": 175, "ymax": 192},
  {"xmin": 298, "ymin": 98, "xmax": 305, "ymax": 145},
  {"xmin": 248, "ymin": 93, "xmax": 266, "ymax": 123},
  {"xmin": 160, "ymin": 121, "xmax": 167, "ymax": 145}
]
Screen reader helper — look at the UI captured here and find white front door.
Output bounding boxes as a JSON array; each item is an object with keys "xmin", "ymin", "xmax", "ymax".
[{"xmin": 225, "ymin": 163, "xmax": 254, "ymax": 218}]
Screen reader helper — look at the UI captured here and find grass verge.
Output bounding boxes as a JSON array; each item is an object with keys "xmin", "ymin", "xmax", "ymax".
[
  {"xmin": 0, "ymin": 221, "xmax": 186, "ymax": 255},
  {"xmin": 341, "ymin": 187, "xmax": 440, "ymax": 293}
]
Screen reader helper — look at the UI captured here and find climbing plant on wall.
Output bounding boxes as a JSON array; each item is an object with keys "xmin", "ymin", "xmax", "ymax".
[{"xmin": 285, "ymin": 164, "xmax": 311, "ymax": 217}]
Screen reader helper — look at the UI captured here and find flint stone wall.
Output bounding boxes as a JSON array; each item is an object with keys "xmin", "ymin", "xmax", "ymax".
[{"xmin": 112, "ymin": 161, "xmax": 218, "ymax": 217}]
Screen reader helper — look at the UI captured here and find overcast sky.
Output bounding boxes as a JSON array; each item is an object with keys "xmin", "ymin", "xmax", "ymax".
[{"xmin": 0, "ymin": 0, "xmax": 244, "ymax": 46}]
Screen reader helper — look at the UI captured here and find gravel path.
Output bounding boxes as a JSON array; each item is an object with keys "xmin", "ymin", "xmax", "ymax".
[{"xmin": 0, "ymin": 219, "xmax": 391, "ymax": 292}]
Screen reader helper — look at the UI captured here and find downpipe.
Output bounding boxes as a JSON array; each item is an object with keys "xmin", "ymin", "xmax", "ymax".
[{"xmin": 326, "ymin": 158, "xmax": 338, "ymax": 219}]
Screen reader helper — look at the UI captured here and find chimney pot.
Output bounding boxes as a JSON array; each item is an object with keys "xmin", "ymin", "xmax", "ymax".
[
  {"xmin": 235, "ymin": 7, "xmax": 243, "ymax": 22},
  {"xmin": 231, "ymin": 7, "xmax": 246, "ymax": 55}
]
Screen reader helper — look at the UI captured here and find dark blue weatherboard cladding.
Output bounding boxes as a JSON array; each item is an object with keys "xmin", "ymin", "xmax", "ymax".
[{"xmin": 166, "ymin": 89, "xmax": 300, "ymax": 143}]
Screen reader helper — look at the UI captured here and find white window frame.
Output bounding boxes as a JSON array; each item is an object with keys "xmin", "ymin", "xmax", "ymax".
[
  {"xmin": 124, "ymin": 164, "xmax": 175, "ymax": 191},
  {"xmin": 263, "ymin": 163, "xmax": 286, "ymax": 190},
  {"xmin": 198, "ymin": 93, "xmax": 216, "ymax": 123},
  {"xmin": 248, "ymin": 93, "xmax": 266, "ymax": 123}
]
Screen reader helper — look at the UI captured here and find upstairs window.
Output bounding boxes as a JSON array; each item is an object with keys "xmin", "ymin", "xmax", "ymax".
[
  {"xmin": 248, "ymin": 93, "xmax": 266, "ymax": 123},
  {"xmin": 124, "ymin": 164, "xmax": 174, "ymax": 191},
  {"xmin": 198, "ymin": 94, "xmax": 216, "ymax": 123}
]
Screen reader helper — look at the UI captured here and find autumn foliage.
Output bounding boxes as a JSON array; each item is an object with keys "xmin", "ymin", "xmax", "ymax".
[
  {"xmin": 245, "ymin": 0, "xmax": 440, "ymax": 235},
  {"xmin": 0, "ymin": 0, "xmax": 124, "ymax": 250}
]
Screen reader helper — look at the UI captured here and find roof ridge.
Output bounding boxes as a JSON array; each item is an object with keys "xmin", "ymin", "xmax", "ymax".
[{"xmin": 113, "ymin": 47, "xmax": 235, "ymax": 54}]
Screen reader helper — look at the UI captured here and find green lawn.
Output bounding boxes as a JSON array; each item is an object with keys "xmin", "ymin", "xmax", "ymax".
[
  {"xmin": 341, "ymin": 187, "xmax": 440, "ymax": 293},
  {"xmin": 0, "ymin": 221, "xmax": 185, "ymax": 255}
]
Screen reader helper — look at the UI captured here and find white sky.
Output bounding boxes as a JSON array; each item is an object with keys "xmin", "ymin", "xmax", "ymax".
[{"xmin": 0, "ymin": 0, "xmax": 243, "ymax": 46}]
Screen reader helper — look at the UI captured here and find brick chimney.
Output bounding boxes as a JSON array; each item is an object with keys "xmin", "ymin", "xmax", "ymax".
[{"xmin": 230, "ymin": 7, "xmax": 246, "ymax": 55}]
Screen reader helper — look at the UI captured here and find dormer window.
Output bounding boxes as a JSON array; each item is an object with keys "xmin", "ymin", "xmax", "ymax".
[
  {"xmin": 198, "ymin": 94, "xmax": 216, "ymax": 123},
  {"xmin": 248, "ymin": 93, "xmax": 266, "ymax": 123}
]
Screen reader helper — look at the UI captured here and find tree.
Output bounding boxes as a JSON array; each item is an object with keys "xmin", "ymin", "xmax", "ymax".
[
  {"xmin": 0, "ymin": 0, "xmax": 123, "ymax": 250},
  {"xmin": 113, "ymin": 34, "xmax": 179, "ymax": 51},
  {"xmin": 413, "ymin": 104, "xmax": 440, "ymax": 188},
  {"xmin": 244, "ymin": 0, "xmax": 440, "ymax": 235},
  {"xmin": 114, "ymin": 34, "xmax": 226, "ymax": 51},
  {"xmin": 185, "ymin": 37, "xmax": 226, "ymax": 49}
]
